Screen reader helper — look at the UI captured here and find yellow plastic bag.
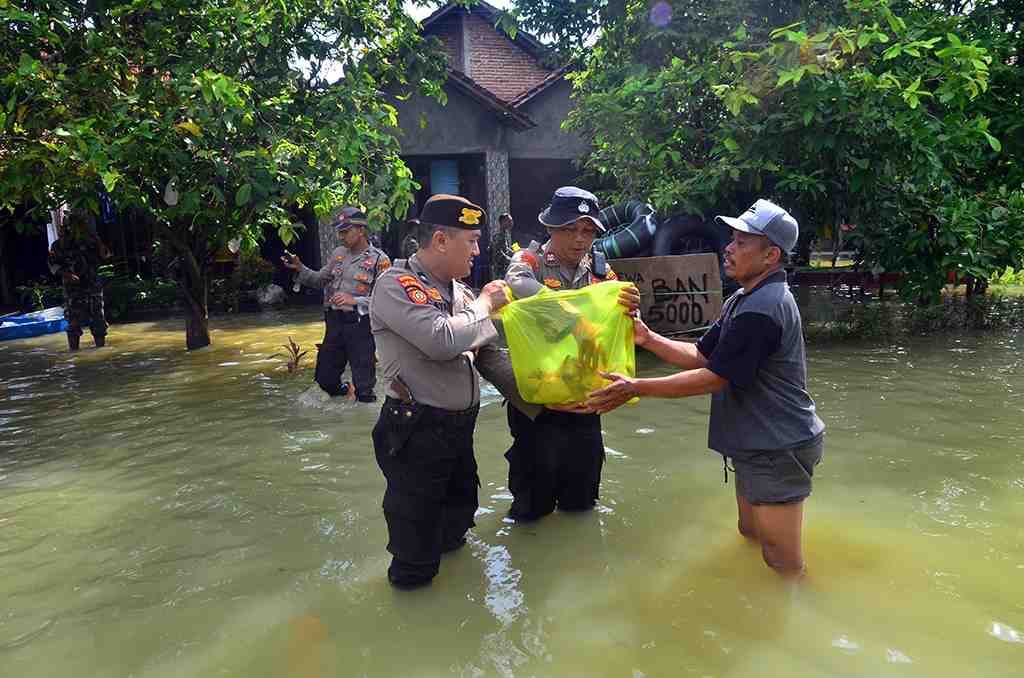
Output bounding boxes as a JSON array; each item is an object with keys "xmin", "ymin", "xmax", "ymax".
[{"xmin": 501, "ymin": 281, "xmax": 636, "ymax": 405}]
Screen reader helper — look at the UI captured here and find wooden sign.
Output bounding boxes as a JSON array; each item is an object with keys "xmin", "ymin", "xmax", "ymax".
[{"xmin": 611, "ymin": 254, "xmax": 723, "ymax": 335}]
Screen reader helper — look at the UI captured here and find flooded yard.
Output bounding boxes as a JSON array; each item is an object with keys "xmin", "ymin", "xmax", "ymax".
[{"xmin": 1, "ymin": 308, "xmax": 1022, "ymax": 677}]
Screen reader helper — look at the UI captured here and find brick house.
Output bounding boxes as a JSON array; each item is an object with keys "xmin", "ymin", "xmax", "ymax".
[{"xmin": 385, "ymin": 0, "xmax": 588, "ymax": 285}]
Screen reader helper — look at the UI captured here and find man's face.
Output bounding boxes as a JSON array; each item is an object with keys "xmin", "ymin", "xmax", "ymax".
[
  {"xmin": 439, "ymin": 228, "xmax": 481, "ymax": 279},
  {"xmin": 339, "ymin": 226, "xmax": 365, "ymax": 248},
  {"xmin": 547, "ymin": 218, "xmax": 597, "ymax": 266},
  {"xmin": 723, "ymin": 230, "xmax": 777, "ymax": 284}
]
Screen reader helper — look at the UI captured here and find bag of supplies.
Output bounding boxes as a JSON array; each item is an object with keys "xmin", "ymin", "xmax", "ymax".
[{"xmin": 501, "ymin": 281, "xmax": 636, "ymax": 405}]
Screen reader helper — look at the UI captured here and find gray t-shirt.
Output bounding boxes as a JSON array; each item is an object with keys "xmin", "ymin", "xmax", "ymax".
[{"xmin": 697, "ymin": 270, "xmax": 824, "ymax": 457}]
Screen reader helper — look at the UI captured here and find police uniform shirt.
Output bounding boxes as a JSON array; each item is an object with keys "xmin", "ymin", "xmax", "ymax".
[
  {"xmin": 370, "ymin": 254, "xmax": 538, "ymax": 414},
  {"xmin": 505, "ymin": 240, "xmax": 618, "ymax": 298},
  {"xmin": 298, "ymin": 245, "xmax": 391, "ymax": 313}
]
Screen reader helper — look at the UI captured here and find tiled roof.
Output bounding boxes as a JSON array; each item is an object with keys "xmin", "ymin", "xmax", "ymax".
[
  {"xmin": 508, "ymin": 64, "xmax": 572, "ymax": 107},
  {"xmin": 444, "ymin": 68, "xmax": 536, "ymax": 130}
]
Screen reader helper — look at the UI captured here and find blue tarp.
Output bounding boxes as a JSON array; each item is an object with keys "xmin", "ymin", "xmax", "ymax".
[{"xmin": 0, "ymin": 307, "xmax": 68, "ymax": 341}]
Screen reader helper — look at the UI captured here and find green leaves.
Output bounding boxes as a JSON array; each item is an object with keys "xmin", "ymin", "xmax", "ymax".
[{"xmin": 235, "ymin": 183, "xmax": 253, "ymax": 207}]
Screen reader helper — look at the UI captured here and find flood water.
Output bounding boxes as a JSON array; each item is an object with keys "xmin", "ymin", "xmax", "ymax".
[{"xmin": 1, "ymin": 307, "xmax": 1022, "ymax": 677}]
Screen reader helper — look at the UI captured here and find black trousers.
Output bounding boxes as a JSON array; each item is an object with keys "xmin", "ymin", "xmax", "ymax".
[
  {"xmin": 372, "ymin": 400, "xmax": 480, "ymax": 587},
  {"xmin": 504, "ymin": 404, "xmax": 605, "ymax": 521},
  {"xmin": 314, "ymin": 309, "xmax": 375, "ymax": 399}
]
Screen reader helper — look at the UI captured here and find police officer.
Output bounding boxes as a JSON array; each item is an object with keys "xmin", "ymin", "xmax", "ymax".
[
  {"xmin": 503, "ymin": 186, "xmax": 639, "ymax": 521},
  {"xmin": 282, "ymin": 207, "xmax": 390, "ymax": 402},
  {"xmin": 369, "ymin": 194, "xmax": 538, "ymax": 589},
  {"xmin": 48, "ymin": 209, "xmax": 111, "ymax": 351}
]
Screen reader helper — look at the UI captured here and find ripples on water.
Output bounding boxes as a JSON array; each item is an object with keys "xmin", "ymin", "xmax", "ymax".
[{"xmin": 1, "ymin": 310, "xmax": 1022, "ymax": 677}]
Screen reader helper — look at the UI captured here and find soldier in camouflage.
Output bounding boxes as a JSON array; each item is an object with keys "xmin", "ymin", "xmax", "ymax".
[
  {"xmin": 282, "ymin": 207, "xmax": 390, "ymax": 402},
  {"xmin": 48, "ymin": 210, "xmax": 111, "ymax": 351}
]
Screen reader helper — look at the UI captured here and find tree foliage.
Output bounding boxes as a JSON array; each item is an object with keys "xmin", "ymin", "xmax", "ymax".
[
  {"xmin": 514, "ymin": 0, "xmax": 1024, "ymax": 304},
  {"xmin": 1, "ymin": 0, "xmax": 444, "ymax": 347}
]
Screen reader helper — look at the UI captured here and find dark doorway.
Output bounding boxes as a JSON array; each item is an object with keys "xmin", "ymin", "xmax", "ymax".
[{"xmin": 508, "ymin": 158, "xmax": 578, "ymax": 247}]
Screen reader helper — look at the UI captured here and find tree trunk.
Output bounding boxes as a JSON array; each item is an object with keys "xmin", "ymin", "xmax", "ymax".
[{"xmin": 182, "ymin": 267, "xmax": 210, "ymax": 350}]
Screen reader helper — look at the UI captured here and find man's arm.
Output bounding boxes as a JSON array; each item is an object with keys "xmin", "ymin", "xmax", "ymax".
[
  {"xmin": 638, "ymin": 326, "xmax": 710, "ymax": 371},
  {"xmin": 504, "ymin": 249, "xmax": 543, "ymax": 299},
  {"xmin": 282, "ymin": 250, "xmax": 334, "ymax": 289},
  {"xmin": 587, "ymin": 312, "xmax": 780, "ymax": 413},
  {"xmin": 353, "ymin": 252, "xmax": 391, "ymax": 315},
  {"xmin": 585, "ymin": 367, "xmax": 726, "ymax": 414},
  {"xmin": 372, "ymin": 275, "xmax": 509, "ymax": 361},
  {"xmin": 474, "ymin": 343, "xmax": 544, "ymax": 420}
]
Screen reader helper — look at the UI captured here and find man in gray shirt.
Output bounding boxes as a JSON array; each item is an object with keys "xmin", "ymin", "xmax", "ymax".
[
  {"xmin": 369, "ymin": 194, "xmax": 537, "ymax": 589},
  {"xmin": 282, "ymin": 208, "xmax": 390, "ymax": 401},
  {"xmin": 587, "ymin": 199, "xmax": 825, "ymax": 578}
]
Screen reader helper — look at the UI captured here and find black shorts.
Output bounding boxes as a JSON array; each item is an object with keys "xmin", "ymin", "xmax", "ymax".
[{"xmin": 727, "ymin": 435, "xmax": 824, "ymax": 505}]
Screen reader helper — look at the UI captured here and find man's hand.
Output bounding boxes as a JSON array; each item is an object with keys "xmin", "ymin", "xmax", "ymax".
[
  {"xmin": 280, "ymin": 253, "xmax": 302, "ymax": 271},
  {"xmin": 479, "ymin": 279, "xmax": 511, "ymax": 314},
  {"xmin": 329, "ymin": 292, "xmax": 356, "ymax": 307},
  {"xmin": 546, "ymin": 401, "xmax": 596, "ymax": 414},
  {"xmin": 586, "ymin": 371, "xmax": 640, "ymax": 414},
  {"xmin": 633, "ymin": 316, "xmax": 651, "ymax": 347},
  {"xmin": 617, "ymin": 284, "xmax": 641, "ymax": 315},
  {"xmin": 62, "ymin": 271, "xmax": 80, "ymax": 284}
]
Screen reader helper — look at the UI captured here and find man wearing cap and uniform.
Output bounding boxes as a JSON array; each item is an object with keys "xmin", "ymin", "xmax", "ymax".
[
  {"xmin": 282, "ymin": 207, "xmax": 390, "ymax": 402},
  {"xmin": 588, "ymin": 199, "xmax": 825, "ymax": 578},
  {"xmin": 502, "ymin": 186, "xmax": 638, "ymax": 522},
  {"xmin": 369, "ymin": 194, "xmax": 540, "ymax": 589}
]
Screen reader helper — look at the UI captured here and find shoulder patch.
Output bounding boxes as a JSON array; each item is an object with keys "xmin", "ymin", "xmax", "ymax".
[
  {"xmin": 515, "ymin": 250, "xmax": 540, "ymax": 273},
  {"xmin": 397, "ymin": 275, "xmax": 428, "ymax": 304},
  {"xmin": 543, "ymin": 278, "xmax": 562, "ymax": 289},
  {"xmin": 377, "ymin": 258, "xmax": 391, "ymax": 272}
]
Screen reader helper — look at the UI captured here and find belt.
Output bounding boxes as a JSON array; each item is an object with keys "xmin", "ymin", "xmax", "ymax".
[
  {"xmin": 383, "ymin": 396, "xmax": 479, "ymax": 427},
  {"xmin": 327, "ymin": 308, "xmax": 363, "ymax": 321}
]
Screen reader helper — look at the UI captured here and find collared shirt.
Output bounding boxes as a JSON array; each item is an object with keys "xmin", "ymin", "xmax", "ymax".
[
  {"xmin": 370, "ymin": 253, "xmax": 536, "ymax": 413},
  {"xmin": 505, "ymin": 240, "xmax": 618, "ymax": 299},
  {"xmin": 697, "ymin": 269, "xmax": 825, "ymax": 456},
  {"xmin": 297, "ymin": 244, "xmax": 390, "ymax": 313}
]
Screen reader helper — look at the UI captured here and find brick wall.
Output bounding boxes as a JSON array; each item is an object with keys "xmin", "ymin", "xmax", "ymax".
[
  {"xmin": 464, "ymin": 13, "xmax": 551, "ymax": 102},
  {"xmin": 424, "ymin": 13, "xmax": 462, "ymax": 69}
]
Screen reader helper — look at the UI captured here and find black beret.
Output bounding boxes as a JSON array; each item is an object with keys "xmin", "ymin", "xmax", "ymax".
[{"xmin": 417, "ymin": 194, "xmax": 487, "ymax": 230}]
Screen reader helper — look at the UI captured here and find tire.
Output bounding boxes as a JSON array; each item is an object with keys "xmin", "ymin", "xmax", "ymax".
[
  {"xmin": 653, "ymin": 214, "xmax": 737, "ymax": 294},
  {"xmin": 593, "ymin": 201, "xmax": 658, "ymax": 259}
]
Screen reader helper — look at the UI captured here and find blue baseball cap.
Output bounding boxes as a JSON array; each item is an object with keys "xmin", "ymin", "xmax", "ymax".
[
  {"xmin": 333, "ymin": 206, "xmax": 368, "ymax": 231},
  {"xmin": 538, "ymin": 186, "xmax": 605, "ymax": 232},
  {"xmin": 716, "ymin": 199, "xmax": 799, "ymax": 253}
]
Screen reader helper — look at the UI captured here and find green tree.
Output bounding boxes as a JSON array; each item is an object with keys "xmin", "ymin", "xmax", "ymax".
[
  {"xmin": 1, "ymin": 0, "xmax": 444, "ymax": 348},
  {"xmin": 514, "ymin": 0, "xmax": 1023, "ymax": 304}
]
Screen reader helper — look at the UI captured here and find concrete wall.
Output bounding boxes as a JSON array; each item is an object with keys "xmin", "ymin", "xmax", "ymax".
[
  {"xmin": 505, "ymin": 79, "xmax": 588, "ymax": 160},
  {"xmin": 393, "ymin": 84, "xmax": 505, "ymax": 156}
]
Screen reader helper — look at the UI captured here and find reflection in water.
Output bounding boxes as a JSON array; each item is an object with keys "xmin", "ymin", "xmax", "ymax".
[{"xmin": 0, "ymin": 308, "xmax": 1022, "ymax": 676}]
